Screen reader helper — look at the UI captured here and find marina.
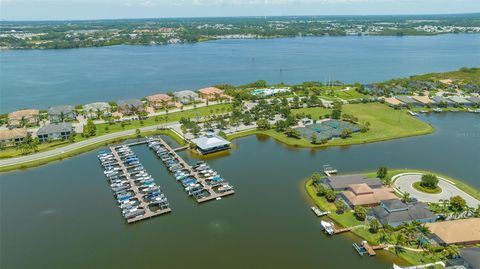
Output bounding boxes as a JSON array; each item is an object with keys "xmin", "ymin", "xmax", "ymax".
[
  {"xmin": 146, "ymin": 137, "xmax": 235, "ymax": 203},
  {"xmin": 97, "ymin": 143, "xmax": 171, "ymax": 223}
]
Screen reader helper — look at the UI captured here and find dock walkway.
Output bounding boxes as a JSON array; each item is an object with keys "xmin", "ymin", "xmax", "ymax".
[
  {"xmin": 110, "ymin": 145, "xmax": 171, "ymax": 223},
  {"xmin": 155, "ymin": 138, "xmax": 235, "ymax": 203}
]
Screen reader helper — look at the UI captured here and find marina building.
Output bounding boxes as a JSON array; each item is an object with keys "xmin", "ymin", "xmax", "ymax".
[
  {"xmin": 83, "ymin": 102, "xmax": 111, "ymax": 119},
  {"xmin": 36, "ymin": 122, "xmax": 73, "ymax": 142},
  {"xmin": 117, "ymin": 99, "xmax": 144, "ymax": 115},
  {"xmin": 7, "ymin": 109, "xmax": 40, "ymax": 127},
  {"xmin": 48, "ymin": 105, "xmax": 77, "ymax": 123},
  {"xmin": 0, "ymin": 128, "xmax": 28, "ymax": 147},
  {"xmin": 426, "ymin": 218, "xmax": 480, "ymax": 246},
  {"xmin": 370, "ymin": 199, "xmax": 436, "ymax": 227},
  {"xmin": 191, "ymin": 133, "xmax": 231, "ymax": 154}
]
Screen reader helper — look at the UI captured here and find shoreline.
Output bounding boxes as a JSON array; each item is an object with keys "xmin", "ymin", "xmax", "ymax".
[
  {"xmin": 0, "ymin": 129, "xmax": 185, "ymax": 173},
  {"xmin": 303, "ymin": 169, "xmax": 480, "ymax": 266}
]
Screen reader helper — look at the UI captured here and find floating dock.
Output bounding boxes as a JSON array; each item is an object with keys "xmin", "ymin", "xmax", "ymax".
[
  {"xmin": 311, "ymin": 206, "xmax": 330, "ymax": 217},
  {"xmin": 353, "ymin": 241, "xmax": 386, "ymax": 256},
  {"xmin": 109, "ymin": 145, "xmax": 171, "ymax": 223},
  {"xmin": 323, "ymin": 164, "xmax": 338, "ymax": 177},
  {"xmin": 153, "ymin": 138, "xmax": 235, "ymax": 203}
]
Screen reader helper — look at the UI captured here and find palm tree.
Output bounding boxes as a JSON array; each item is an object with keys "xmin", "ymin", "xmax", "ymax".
[{"xmin": 401, "ymin": 192, "xmax": 411, "ymax": 203}]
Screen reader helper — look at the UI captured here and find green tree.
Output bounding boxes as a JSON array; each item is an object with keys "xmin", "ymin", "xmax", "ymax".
[
  {"xmin": 83, "ymin": 119, "xmax": 97, "ymax": 138},
  {"xmin": 325, "ymin": 189, "xmax": 336, "ymax": 202},
  {"xmin": 449, "ymin": 195, "xmax": 467, "ymax": 212},
  {"xmin": 335, "ymin": 200, "xmax": 346, "ymax": 213},
  {"xmin": 310, "ymin": 133, "xmax": 317, "ymax": 144},
  {"xmin": 340, "ymin": 128, "xmax": 352, "ymax": 139},
  {"xmin": 443, "ymin": 245, "xmax": 460, "ymax": 259},
  {"xmin": 377, "ymin": 167, "xmax": 388, "ymax": 180},
  {"xmin": 420, "ymin": 174, "xmax": 439, "ymax": 189},
  {"xmin": 354, "ymin": 206, "xmax": 368, "ymax": 220},
  {"xmin": 256, "ymin": 119, "xmax": 270, "ymax": 130},
  {"xmin": 369, "ymin": 218, "xmax": 380, "ymax": 233}
]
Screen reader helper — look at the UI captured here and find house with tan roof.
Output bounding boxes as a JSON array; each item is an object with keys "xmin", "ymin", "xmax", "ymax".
[
  {"xmin": 145, "ymin": 94, "xmax": 175, "ymax": 108},
  {"xmin": 0, "ymin": 128, "xmax": 28, "ymax": 147},
  {"xmin": 412, "ymin": 95, "xmax": 433, "ymax": 105},
  {"xmin": 341, "ymin": 183, "xmax": 398, "ymax": 207},
  {"xmin": 383, "ymin": 97, "xmax": 404, "ymax": 107},
  {"xmin": 198, "ymin": 87, "xmax": 230, "ymax": 101},
  {"xmin": 426, "ymin": 218, "xmax": 480, "ymax": 246},
  {"xmin": 8, "ymin": 109, "xmax": 40, "ymax": 127}
]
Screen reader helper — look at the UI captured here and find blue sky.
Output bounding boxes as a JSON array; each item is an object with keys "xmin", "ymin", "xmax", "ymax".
[{"xmin": 1, "ymin": 0, "xmax": 479, "ymax": 21}]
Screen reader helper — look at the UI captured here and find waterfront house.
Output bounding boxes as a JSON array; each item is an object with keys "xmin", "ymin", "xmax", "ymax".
[
  {"xmin": 361, "ymin": 84, "xmax": 383, "ymax": 95},
  {"xmin": 395, "ymin": 96, "xmax": 422, "ymax": 107},
  {"xmin": 83, "ymin": 102, "xmax": 111, "ymax": 119},
  {"xmin": 431, "ymin": 96, "xmax": 453, "ymax": 107},
  {"xmin": 48, "ymin": 105, "xmax": 77, "ymax": 123},
  {"xmin": 173, "ymin": 90, "xmax": 200, "ymax": 104},
  {"xmin": 7, "ymin": 109, "xmax": 40, "ymax": 127},
  {"xmin": 36, "ymin": 122, "xmax": 73, "ymax": 142},
  {"xmin": 449, "ymin": 96, "xmax": 472, "ymax": 106},
  {"xmin": 341, "ymin": 183, "xmax": 398, "ymax": 207},
  {"xmin": 324, "ymin": 174, "xmax": 382, "ymax": 191},
  {"xmin": 117, "ymin": 99, "xmax": 144, "ymax": 115},
  {"xmin": 191, "ymin": 133, "xmax": 231, "ymax": 154},
  {"xmin": 370, "ymin": 199, "xmax": 436, "ymax": 227},
  {"xmin": 448, "ymin": 247, "xmax": 480, "ymax": 269},
  {"xmin": 145, "ymin": 94, "xmax": 175, "ymax": 108},
  {"xmin": 468, "ymin": 96, "xmax": 480, "ymax": 105},
  {"xmin": 383, "ymin": 97, "xmax": 404, "ymax": 107},
  {"xmin": 412, "ymin": 95, "xmax": 434, "ymax": 106},
  {"xmin": 425, "ymin": 218, "xmax": 480, "ymax": 246},
  {"xmin": 0, "ymin": 128, "xmax": 28, "ymax": 147},
  {"xmin": 198, "ymin": 87, "xmax": 228, "ymax": 100}
]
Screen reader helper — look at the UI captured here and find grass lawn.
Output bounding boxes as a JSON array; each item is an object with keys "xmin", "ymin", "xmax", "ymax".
[
  {"xmin": 0, "ymin": 129, "xmax": 185, "ymax": 172},
  {"xmin": 95, "ymin": 103, "xmax": 231, "ymax": 136},
  {"xmin": 412, "ymin": 182, "xmax": 442, "ymax": 194},
  {"xmin": 229, "ymin": 103, "xmax": 434, "ymax": 148}
]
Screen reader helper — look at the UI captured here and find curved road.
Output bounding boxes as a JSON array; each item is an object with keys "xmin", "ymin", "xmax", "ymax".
[
  {"xmin": 0, "ymin": 123, "xmax": 179, "ymax": 168},
  {"xmin": 393, "ymin": 173, "xmax": 480, "ymax": 208}
]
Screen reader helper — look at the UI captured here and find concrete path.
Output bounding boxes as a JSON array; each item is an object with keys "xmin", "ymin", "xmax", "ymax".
[
  {"xmin": 393, "ymin": 173, "xmax": 480, "ymax": 208},
  {"xmin": 0, "ymin": 122, "xmax": 181, "ymax": 168}
]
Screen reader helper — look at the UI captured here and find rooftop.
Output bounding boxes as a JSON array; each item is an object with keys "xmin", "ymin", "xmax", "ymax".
[
  {"xmin": 37, "ymin": 122, "xmax": 73, "ymax": 135},
  {"xmin": 198, "ymin": 87, "xmax": 224, "ymax": 95},
  {"xmin": 145, "ymin": 94, "xmax": 172, "ymax": 102},
  {"xmin": 0, "ymin": 128, "xmax": 28, "ymax": 140},
  {"xmin": 411, "ymin": 95, "xmax": 433, "ymax": 104},
  {"xmin": 48, "ymin": 105, "xmax": 75, "ymax": 115},
  {"xmin": 327, "ymin": 174, "xmax": 382, "ymax": 190},
  {"xmin": 8, "ymin": 109, "xmax": 39, "ymax": 119},
  {"xmin": 395, "ymin": 96, "xmax": 418, "ymax": 104},
  {"xmin": 191, "ymin": 134, "xmax": 230, "ymax": 150},
  {"xmin": 342, "ymin": 184, "xmax": 397, "ymax": 206},
  {"xmin": 117, "ymin": 99, "xmax": 143, "ymax": 108},
  {"xmin": 372, "ymin": 201, "xmax": 435, "ymax": 226},
  {"xmin": 83, "ymin": 102, "xmax": 110, "ymax": 111},
  {"xmin": 426, "ymin": 218, "xmax": 480, "ymax": 245},
  {"xmin": 460, "ymin": 247, "xmax": 480, "ymax": 269},
  {"xmin": 383, "ymin": 97, "xmax": 403, "ymax": 105}
]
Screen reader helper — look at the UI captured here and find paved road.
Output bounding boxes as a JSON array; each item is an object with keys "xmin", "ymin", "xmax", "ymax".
[
  {"xmin": 393, "ymin": 173, "xmax": 480, "ymax": 208},
  {"xmin": 0, "ymin": 123, "xmax": 181, "ymax": 168}
]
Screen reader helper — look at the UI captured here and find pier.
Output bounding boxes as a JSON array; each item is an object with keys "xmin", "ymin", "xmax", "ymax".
[
  {"xmin": 311, "ymin": 206, "xmax": 330, "ymax": 217},
  {"xmin": 153, "ymin": 138, "xmax": 235, "ymax": 203},
  {"xmin": 353, "ymin": 241, "xmax": 386, "ymax": 256},
  {"xmin": 323, "ymin": 164, "xmax": 338, "ymax": 177},
  {"xmin": 109, "ymin": 145, "xmax": 171, "ymax": 223}
]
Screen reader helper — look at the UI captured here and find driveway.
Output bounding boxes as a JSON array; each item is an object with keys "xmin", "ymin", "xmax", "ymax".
[{"xmin": 393, "ymin": 173, "xmax": 480, "ymax": 208}]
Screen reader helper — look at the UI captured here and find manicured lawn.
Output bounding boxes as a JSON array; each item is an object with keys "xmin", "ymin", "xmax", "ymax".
[
  {"xmin": 413, "ymin": 182, "xmax": 442, "ymax": 194},
  {"xmin": 229, "ymin": 103, "xmax": 434, "ymax": 148},
  {"xmin": 95, "ymin": 103, "xmax": 231, "ymax": 136}
]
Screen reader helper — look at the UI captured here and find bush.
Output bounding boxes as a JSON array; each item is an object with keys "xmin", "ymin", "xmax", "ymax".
[
  {"xmin": 325, "ymin": 190, "xmax": 336, "ymax": 202},
  {"xmin": 354, "ymin": 206, "xmax": 368, "ymax": 220},
  {"xmin": 420, "ymin": 174, "xmax": 439, "ymax": 189}
]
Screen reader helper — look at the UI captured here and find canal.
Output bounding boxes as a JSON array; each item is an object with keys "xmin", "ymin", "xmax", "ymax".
[{"xmin": 1, "ymin": 113, "xmax": 479, "ymax": 269}]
